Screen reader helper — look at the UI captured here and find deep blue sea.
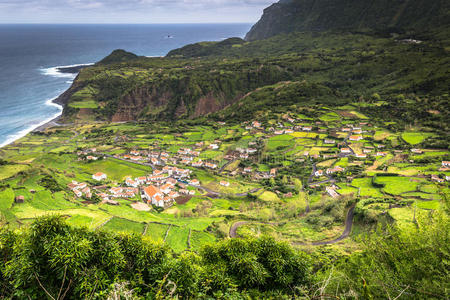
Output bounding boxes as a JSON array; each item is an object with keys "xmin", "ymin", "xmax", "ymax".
[{"xmin": 0, "ymin": 24, "xmax": 251, "ymax": 147}]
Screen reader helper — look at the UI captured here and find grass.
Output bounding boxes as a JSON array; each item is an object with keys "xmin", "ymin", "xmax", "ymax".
[
  {"xmin": 267, "ymin": 134, "xmax": 295, "ymax": 151},
  {"xmin": 258, "ymin": 191, "xmax": 280, "ymax": 202},
  {"xmin": 351, "ymin": 178, "xmax": 384, "ymax": 198},
  {"xmin": 68, "ymin": 100, "xmax": 99, "ymax": 109},
  {"xmin": 416, "ymin": 200, "xmax": 440, "ymax": 210},
  {"xmin": 165, "ymin": 226, "xmax": 189, "ymax": 252},
  {"xmin": 0, "ymin": 164, "xmax": 30, "ymax": 181},
  {"xmin": 102, "ymin": 217, "xmax": 145, "ymax": 234},
  {"xmin": 374, "ymin": 176, "xmax": 423, "ymax": 195},
  {"xmin": 401, "ymin": 132, "xmax": 434, "ymax": 145},
  {"xmin": 144, "ymin": 223, "xmax": 169, "ymax": 242},
  {"xmin": 66, "ymin": 215, "xmax": 94, "ymax": 227},
  {"xmin": 190, "ymin": 231, "xmax": 216, "ymax": 251},
  {"xmin": 80, "ymin": 158, "xmax": 151, "ymax": 181},
  {"xmin": 30, "ymin": 190, "xmax": 77, "ymax": 210},
  {"xmin": 319, "ymin": 112, "xmax": 340, "ymax": 122},
  {"xmin": 0, "ymin": 188, "xmax": 15, "ymax": 210}
]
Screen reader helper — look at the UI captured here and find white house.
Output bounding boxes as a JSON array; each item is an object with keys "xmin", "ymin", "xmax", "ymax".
[
  {"xmin": 220, "ymin": 181, "xmax": 230, "ymax": 187},
  {"xmin": 92, "ymin": 172, "xmax": 107, "ymax": 181}
]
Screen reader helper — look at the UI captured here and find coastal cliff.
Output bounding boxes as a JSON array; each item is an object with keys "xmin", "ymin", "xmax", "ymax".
[
  {"xmin": 55, "ymin": 0, "xmax": 450, "ymax": 123},
  {"xmin": 56, "ymin": 50, "xmax": 290, "ymax": 122},
  {"xmin": 245, "ymin": 0, "xmax": 450, "ymax": 41}
]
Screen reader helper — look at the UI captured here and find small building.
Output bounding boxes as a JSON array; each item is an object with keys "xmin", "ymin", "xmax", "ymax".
[
  {"xmin": 442, "ymin": 161, "xmax": 450, "ymax": 167},
  {"xmin": 326, "ymin": 166, "xmax": 345, "ymax": 174},
  {"xmin": 349, "ymin": 135, "xmax": 363, "ymax": 141},
  {"xmin": 431, "ymin": 174, "xmax": 444, "ymax": 183},
  {"xmin": 92, "ymin": 172, "xmax": 107, "ymax": 181},
  {"xmin": 341, "ymin": 148, "xmax": 351, "ymax": 154},
  {"xmin": 14, "ymin": 195, "xmax": 25, "ymax": 203},
  {"xmin": 190, "ymin": 179, "xmax": 200, "ymax": 186},
  {"xmin": 220, "ymin": 181, "xmax": 230, "ymax": 187},
  {"xmin": 314, "ymin": 170, "xmax": 324, "ymax": 177},
  {"xmin": 410, "ymin": 149, "xmax": 423, "ymax": 154}
]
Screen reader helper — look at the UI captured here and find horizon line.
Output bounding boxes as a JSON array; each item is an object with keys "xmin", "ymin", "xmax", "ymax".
[{"xmin": 0, "ymin": 22, "xmax": 253, "ymax": 25}]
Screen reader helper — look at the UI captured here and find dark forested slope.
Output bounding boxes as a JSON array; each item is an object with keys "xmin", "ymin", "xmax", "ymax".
[{"xmin": 245, "ymin": 0, "xmax": 450, "ymax": 41}]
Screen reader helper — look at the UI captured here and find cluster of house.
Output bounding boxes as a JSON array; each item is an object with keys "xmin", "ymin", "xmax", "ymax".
[
  {"xmin": 125, "ymin": 166, "xmax": 197, "ymax": 208},
  {"xmin": 77, "ymin": 148, "xmax": 101, "ymax": 161},
  {"xmin": 432, "ymin": 161, "xmax": 450, "ymax": 182},
  {"xmin": 314, "ymin": 166, "xmax": 345, "ymax": 177},
  {"xmin": 67, "ymin": 181, "xmax": 92, "ymax": 198}
]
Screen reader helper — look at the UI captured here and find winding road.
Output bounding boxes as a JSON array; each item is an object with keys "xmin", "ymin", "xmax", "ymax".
[{"xmin": 229, "ymin": 203, "xmax": 357, "ymax": 246}]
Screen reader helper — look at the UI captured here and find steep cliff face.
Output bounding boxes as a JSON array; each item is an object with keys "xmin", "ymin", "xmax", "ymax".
[
  {"xmin": 245, "ymin": 0, "xmax": 450, "ymax": 41},
  {"xmin": 58, "ymin": 50, "xmax": 292, "ymax": 122}
]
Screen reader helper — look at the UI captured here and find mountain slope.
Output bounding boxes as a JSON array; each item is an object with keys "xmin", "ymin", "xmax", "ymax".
[{"xmin": 245, "ymin": 0, "xmax": 450, "ymax": 41}]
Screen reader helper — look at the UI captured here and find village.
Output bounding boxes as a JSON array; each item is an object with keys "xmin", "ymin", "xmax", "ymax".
[{"xmin": 70, "ymin": 110, "xmax": 449, "ymax": 212}]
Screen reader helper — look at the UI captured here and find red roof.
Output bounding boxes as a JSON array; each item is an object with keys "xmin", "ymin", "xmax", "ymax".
[{"xmin": 144, "ymin": 186, "xmax": 161, "ymax": 197}]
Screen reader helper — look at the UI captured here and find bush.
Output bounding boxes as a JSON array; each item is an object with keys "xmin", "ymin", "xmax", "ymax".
[{"xmin": 0, "ymin": 217, "xmax": 311, "ymax": 299}]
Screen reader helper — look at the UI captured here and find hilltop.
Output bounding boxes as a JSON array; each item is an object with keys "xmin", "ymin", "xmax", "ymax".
[{"xmin": 245, "ymin": 0, "xmax": 450, "ymax": 41}]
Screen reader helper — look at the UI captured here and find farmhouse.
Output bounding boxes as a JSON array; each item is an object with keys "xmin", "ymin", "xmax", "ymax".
[
  {"xmin": 376, "ymin": 152, "xmax": 388, "ymax": 156},
  {"xmin": 125, "ymin": 178, "xmax": 139, "ymax": 188},
  {"xmin": 349, "ymin": 135, "xmax": 363, "ymax": 141},
  {"xmin": 92, "ymin": 172, "xmax": 107, "ymax": 181},
  {"xmin": 244, "ymin": 167, "xmax": 253, "ymax": 173},
  {"xmin": 143, "ymin": 186, "xmax": 163, "ymax": 202},
  {"xmin": 431, "ymin": 174, "xmax": 444, "ymax": 183},
  {"xmin": 410, "ymin": 149, "xmax": 423, "ymax": 154},
  {"xmin": 190, "ymin": 179, "xmax": 200, "ymax": 186},
  {"xmin": 220, "ymin": 181, "xmax": 230, "ymax": 187},
  {"xmin": 15, "ymin": 195, "xmax": 25, "ymax": 203},
  {"xmin": 326, "ymin": 166, "xmax": 345, "ymax": 174},
  {"xmin": 205, "ymin": 162, "xmax": 217, "ymax": 169},
  {"xmin": 324, "ymin": 139, "xmax": 335, "ymax": 144},
  {"xmin": 192, "ymin": 160, "xmax": 204, "ymax": 167},
  {"xmin": 442, "ymin": 161, "xmax": 450, "ymax": 167},
  {"xmin": 252, "ymin": 121, "xmax": 261, "ymax": 128},
  {"xmin": 341, "ymin": 148, "xmax": 351, "ymax": 154},
  {"xmin": 314, "ymin": 170, "xmax": 324, "ymax": 177}
]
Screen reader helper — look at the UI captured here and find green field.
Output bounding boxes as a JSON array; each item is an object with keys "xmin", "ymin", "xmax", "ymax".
[
  {"xmin": 401, "ymin": 132, "xmax": 434, "ymax": 145},
  {"xmin": 103, "ymin": 217, "xmax": 145, "ymax": 234}
]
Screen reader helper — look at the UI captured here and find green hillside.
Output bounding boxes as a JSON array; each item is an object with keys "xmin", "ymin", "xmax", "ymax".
[{"xmin": 245, "ymin": 0, "xmax": 450, "ymax": 41}]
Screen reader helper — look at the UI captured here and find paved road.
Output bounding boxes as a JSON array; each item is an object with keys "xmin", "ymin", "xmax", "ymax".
[
  {"xmin": 218, "ymin": 159, "xmax": 235, "ymax": 173},
  {"xmin": 229, "ymin": 220, "xmax": 277, "ymax": 238},
  {"xmin": 229, "ymin": 221, "xmax": 249, "ymax": 238},
  {"xmin": 230, "ymin": 203, "xmax": 357, "ymax": 246},
  {"xmin": 293, "ymin": 203, "xmax": 356, "ymax": 246}
]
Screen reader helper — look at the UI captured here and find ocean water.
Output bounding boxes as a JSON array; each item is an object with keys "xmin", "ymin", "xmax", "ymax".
[{"xmin": 0, "ymin": 24, "xmax": 251, "ymax": 147}]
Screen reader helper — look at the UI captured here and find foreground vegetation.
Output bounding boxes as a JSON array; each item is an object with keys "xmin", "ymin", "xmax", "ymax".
[{"xmin": 0, "ymin": 214, "xmax": 447, "ymax": 299}]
